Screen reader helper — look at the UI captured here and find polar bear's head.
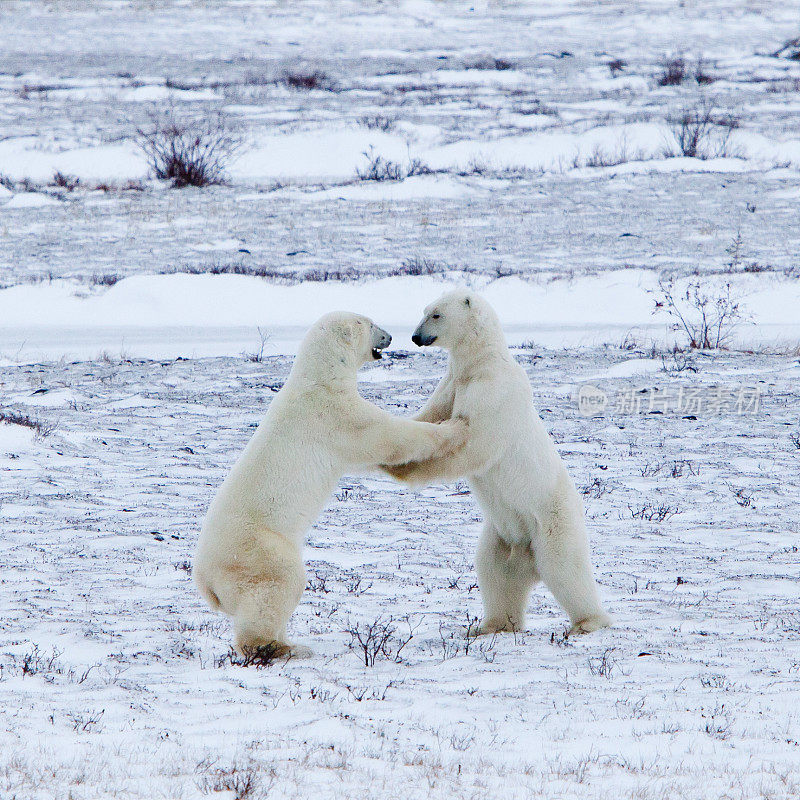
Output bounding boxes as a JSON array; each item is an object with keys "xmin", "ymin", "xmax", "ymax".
[
  {"xmin": 411, "ymin": 290, "xmax": 502, "ymax": 352},
  {"xmin": 302, "ymin": 312, "xmax": 392, "ymax": 371}
]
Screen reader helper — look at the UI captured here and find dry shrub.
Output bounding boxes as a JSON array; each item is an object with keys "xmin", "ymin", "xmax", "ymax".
[{"xmin": 136, "ymin": 109, "xmax": 243, "ymax": 187}]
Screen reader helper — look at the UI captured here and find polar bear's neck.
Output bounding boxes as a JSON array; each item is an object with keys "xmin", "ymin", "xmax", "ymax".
[
  {"xmin": 449, "ymin": 345, "xmax": 508, "ymax": 378},
  {"xmin": 447, "ymin": 324, "xmax": 509, "ymax": 377},
  {"xmin": 286, "ymin": 344, "xmax": 359, "ymax": 390}
]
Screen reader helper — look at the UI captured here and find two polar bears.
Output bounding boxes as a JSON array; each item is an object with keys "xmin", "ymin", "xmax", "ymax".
[{"xmin": 194, "ymin": 292, "xmax": 610, "ymax": 657}]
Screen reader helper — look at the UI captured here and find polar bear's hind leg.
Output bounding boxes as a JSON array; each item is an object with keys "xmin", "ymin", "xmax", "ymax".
[
  {"xmin": 533, "ymin": 496, "xmax": 612, "ymax": 635},
  {"xmin": 474, "ymin": 522, "xmax": 537, "ymax": 635},
  {"xmin": 222, "ymin": 531, "xmax": 311, "ymax": 659}
]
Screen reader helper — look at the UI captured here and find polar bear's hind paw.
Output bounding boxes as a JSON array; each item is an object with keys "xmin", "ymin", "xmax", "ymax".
[
  {"xmin": 468, "ymin": 617, "xmax": 520, "ymax": 637},
  {"xmin": 287, "ymin": 643, "xmax": 315, "ymax": 659},
  {"xmin": 232, "ymin": 640, "xmax": 312, "ymax": 666},
  {"xmin": 569, "ymin": 612, "xmax": 612, "ymax": 635}
]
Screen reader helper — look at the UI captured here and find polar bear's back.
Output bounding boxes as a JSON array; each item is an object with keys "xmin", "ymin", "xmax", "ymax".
[{"xmin": 202, "ymin": 390, "xmax": 342, "ymax": 546}]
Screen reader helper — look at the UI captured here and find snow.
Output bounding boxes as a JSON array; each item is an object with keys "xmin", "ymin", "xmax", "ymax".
[
  {"xmin": 292, "ymin": 174, "xmax": 471, "ymax": 201},
  {"xmin": 5, "ymin": 271, "xmax": 800, "ymax": 353},
  {"xmin": 120, "ymin": 85, "xmax": 224, "ymax": 102},
  {"xmin": 2, "ymin": 0, "xmax": 800, "ymax": 797},
  {"xmin": 231, "ymin": 128, "xmax": 415, "ymax": 182},
  {"xmin": 3, "ymin": 192, "xmax": 60, "ymax": 208},
  {"xmin": 0, "ymin": 421, "xmax": 36, "ymax": 455},
  {"xmin": 0, "ymin": 138, "xmax": 149, "ymax": 183},
  {"xmin": 587, "ymin": 358, "xmax": 663, "ymax": 379},
  {"xmin": 2, "ymin": 351, "xmax": 799, "ymax": 800}
]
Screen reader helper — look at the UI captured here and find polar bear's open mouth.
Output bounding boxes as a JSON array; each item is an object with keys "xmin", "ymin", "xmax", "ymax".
[{"xmin": 371, "ymin": 346, "xmax": 384, "ymax": 360}]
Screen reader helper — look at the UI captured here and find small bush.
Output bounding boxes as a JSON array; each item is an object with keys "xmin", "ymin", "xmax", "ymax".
[
  {"xmin": 355, "ymin": 146, "xmax": 433, "ymax": 182},
  {"xmin": 725, "ymin": 230, "xmax": 744, "ymax": 270},
  {"xmin": 283, "ymin": 70, "xmax": 328, "ymax": 90},
  {"xmin": 19, "ymin": 644, "xmax": 62, "ymax": 678},
  {"xmin": 90, "ymin": 273, "xmax": 121, "ymax": 287},
  {"xmin": 729, "ymin": 486, "xmax": 754, "ymax": 508},
  {"xmin": 661, "ymin": 350, "xmax": 698, "ymax": 374},
  {"xmin": 435, "ymin": 618, "xmax": 500, "ymax": 662},
  {"xmin": 406, "ymin": 157, "xmax": 433, "ymax": 177},
  {"xmin": 51, "ymin": 171, "xmax": 80, "ymax": 191},
  {"xmin": 465, "ymin": 57, "xmax": 514, "ymax": 71},
  {"xmin": 0, "ymin": 410, "xmax": 54, "ymax": 437},
  {"xmin": 657, "ymin": 56, "xmax": 686, "ymax": 86},
  {"xmin": 136, "ymin": 110, "xmax": 243, "ymax": 187},
  {"xmin": 196, "ymin": 758, "xmax": 271, "ymax": 799},
  {"xmin": 702, "ymin": 704, "xmax": 732, "ymax": 740},
  {"xmin": 772, "ymin": 37, "xmax": 800, "ymax": 60},
  {"xmin": 629, "ymin": 502, "xmax": 681, "ymax": 522},
  {"xmin": 671, "ymin": 107, "xmax": 713, "ymax": 157},
  {"xmin": 355, "ymin": 148, "xmax": 404, "ymax": 181},
  {"xmin": 658, "ymin": 56, "xmax": 715, "ymax": 86},
  {"xmin": 664, "ymin": 102, "xmax": 740, "ymax": 159},
  {"xmin": 694, "ymin": 57, "xmax": 716, "ymax": 85},
  {"xmin": 608, "ymin": 58, "xmax": 627, "ymax": 76},
  {"xmin": 360, "ymin": 115, "xmax": 395, "ymax": 131},
  {"xmin": 344, "ymin": 615, "xmax": 415, "ymax": 666},
  {"xmin": 581, "ymin": 477, "xmax": 609, "ymax": 498},
  {"xmin": 588, "ymin": 648, "xmax": 619, "ymax": 678},
  {"xmin": 242, "ymin": 327, "xmax": 269, "ymax": 362},
  {"xmin": 67, "ymin": 709, "xmax": 104, "ymax": 733},
  {"xmin": 389, "ymin": 256, "xmax": 445, "ymax": 277},
  {"xmin": 584, "ymin": 135, "xmax": 646, "ymax": 168},
  {"xmin": 652, "ymin": 275, "xmax": 745, "ymax": 350}
]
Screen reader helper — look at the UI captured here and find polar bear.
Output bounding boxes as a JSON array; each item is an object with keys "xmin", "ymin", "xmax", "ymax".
[
  {"xmin": 384, "ymin": 291, "xmax": 611, "ymax": 635},
  {"xmin": 193, "ymin": 312, "xmax": 468, "ymax": 658}
]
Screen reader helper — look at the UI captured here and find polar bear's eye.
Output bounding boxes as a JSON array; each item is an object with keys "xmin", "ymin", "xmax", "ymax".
[{"xmin": 431, "ymin": 314, "xmax": 440, "ymax": 320}]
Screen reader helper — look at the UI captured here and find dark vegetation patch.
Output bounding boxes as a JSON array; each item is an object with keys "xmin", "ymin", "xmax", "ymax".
[
  {"xmin": 0, "ymin": 410, "xmax": 54, "ymax": 437},
  {"xmin": 161, "ymin": 257, "xmax": 523, "ymax": 284},
  {"xmin": 657, "ymin": 56, "xmax": 716, "ymax": 86},
  {"xmin": 283, "ymin": 70, "xmax": 330, "ymax": 90},
  {"xmin": 465, "ymin": 57, "xmax": 515, "ymax": 71},
  {"xmin": 136, "ymin": 109, "xmax": 243, "ymax": 187}
]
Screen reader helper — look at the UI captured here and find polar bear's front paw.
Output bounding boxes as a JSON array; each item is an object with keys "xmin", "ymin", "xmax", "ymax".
[{"xmin": 569, "ymin": 612, "xmax": 612, "ymax": 635}]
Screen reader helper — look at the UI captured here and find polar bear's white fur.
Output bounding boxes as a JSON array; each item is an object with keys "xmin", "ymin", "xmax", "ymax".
[
  {"xmin": 386, "ymin": 291, "xmax": 611, "ymax": 635},
  {"xmin": 193, "ymin": 312, "xmax": 468, "ymax": 657}
]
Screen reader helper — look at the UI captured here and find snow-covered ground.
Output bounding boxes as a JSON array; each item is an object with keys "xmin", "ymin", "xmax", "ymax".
[
  {"xmin": 1, "ymin": 1, "xmax": 800, "ymax": 798},
  {"xmin": 2, "ymin": 351, "xmax": 800, "ymax": 799}
]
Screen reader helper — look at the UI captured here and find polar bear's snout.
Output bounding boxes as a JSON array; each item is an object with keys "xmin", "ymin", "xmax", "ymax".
[
  {"xmin": 371, "ymin": 325, "xmax": 392, "ymax": 360},
  {"xmin": 411, "ymin": 322, "xmax": 437, "ymax": 347}
]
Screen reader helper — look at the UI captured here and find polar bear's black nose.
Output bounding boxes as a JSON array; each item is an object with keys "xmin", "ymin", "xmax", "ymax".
[
  {"xmin": 411, "ymin": 332, "xmax": 422, "ymax": 346},
  {"xmin": 375, "ymin": 328, "xmax": 391, "ymax": 348}
]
